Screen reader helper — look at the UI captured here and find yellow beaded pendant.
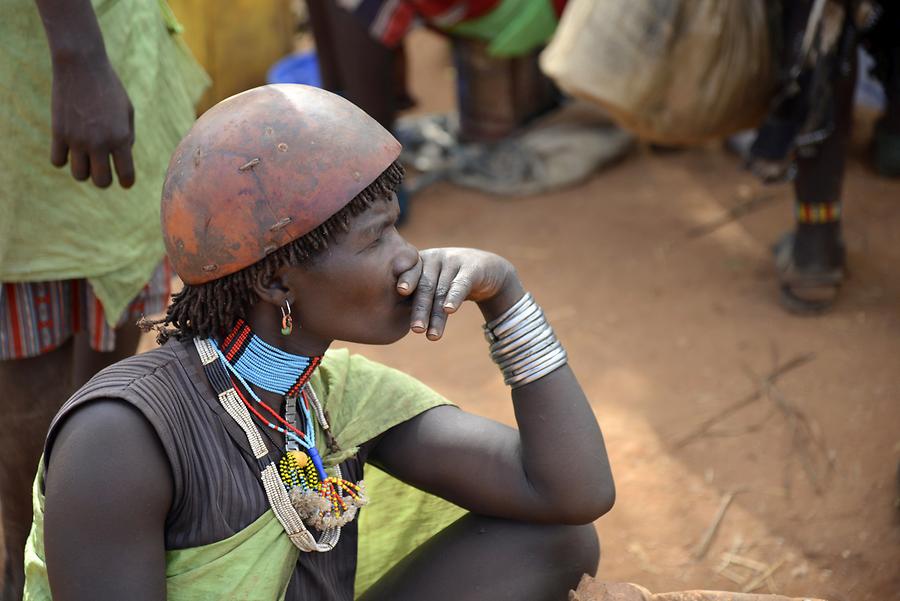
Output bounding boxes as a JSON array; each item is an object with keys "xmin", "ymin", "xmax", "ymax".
[{"xmin": 279, "ymin": 449, "xmax": 318, "ymax": 488}]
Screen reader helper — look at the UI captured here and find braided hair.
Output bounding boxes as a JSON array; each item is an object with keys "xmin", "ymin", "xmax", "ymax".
[{"xmin": 142, "ymin": 162, "xmax": 404, "ymax": 343}]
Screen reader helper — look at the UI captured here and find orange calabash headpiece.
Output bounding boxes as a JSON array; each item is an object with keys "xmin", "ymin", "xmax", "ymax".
[{"xmin": 161, "ymin": 84, "xmax": 401, "ymax": 285}]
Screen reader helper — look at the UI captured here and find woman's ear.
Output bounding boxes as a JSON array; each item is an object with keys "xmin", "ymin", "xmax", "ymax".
[{"xmin": 252, "ymin": 267, "xmax": 292, "ymax": 308}]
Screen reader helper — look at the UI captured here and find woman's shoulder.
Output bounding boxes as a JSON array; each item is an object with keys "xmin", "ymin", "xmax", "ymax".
[
  {"xmin": 78, "ymin": 339, "xmax": 188, "ymax": 393},
  {"xmin": 318, "ymin": 348, "xmax": 438, "ymax": 398},
  {"xmin": 46, "ymin": 339, "xmax": 208, "ymax": 467},
  {"xmin": 314, "ymin": 348, "xmax": 454, "ymax": 459}
]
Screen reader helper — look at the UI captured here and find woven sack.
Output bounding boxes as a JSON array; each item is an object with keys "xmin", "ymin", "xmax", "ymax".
[{"xmin": 540, "ymin": 0, "xmax": 775, "ymax": 144}]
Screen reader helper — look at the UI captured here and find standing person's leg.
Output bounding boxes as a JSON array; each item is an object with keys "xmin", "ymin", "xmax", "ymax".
[
  {"xmin": 305, "ymin": 0, "xmax": 411, "ymax": 123},
  {"xmin": 304, "ymin": 0, "xmax": 343, "ymax": 92},
  {"xmin": 0, "ymin": 340, "xmax": 74, "ymax": 601},
  {"xmin": 0, "ymin": 263, "xmax": 166, "ymax": 599},
  {"xmin": 319, "ymin": 1, "xmax": 398, "ymax": 130},
  {"xmin": 776, "ymin": 33, "xmax": 858, "ymax": 313},
  {"xmin": 870, "ymin": 3, "xmax": 900, "ymax": 178},
  {"xmin": 0, "ymin": 323, "xmax": 141, "ymax": 601},
  {"xmin": 304, "ymin": 0, "xmax": 411, "ymax": 219},
  {"xmin": 0, "ymin": 323, "xmax": 142, "ymax": 601}
]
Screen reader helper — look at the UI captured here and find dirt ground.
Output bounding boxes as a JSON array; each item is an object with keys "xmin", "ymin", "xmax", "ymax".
[{"xmin": 320, "ymin": 32, "xmax": 899, "ymax": 601}]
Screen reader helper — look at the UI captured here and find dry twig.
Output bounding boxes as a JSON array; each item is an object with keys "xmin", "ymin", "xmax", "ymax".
[
  {"xmin": 720, "ymin": 553, "xmax": 769, "ymax": 572},
  {"xmin": 684, "ymin": 192, "xmax": 777, "ymax": 239},
  {"xmin": 742, "ymin": 557, "xmax": 786, "ymax": 592},
  {"xmin": 693, "ymin": 490, "xmax": 743, "ymax": 560},
  {"xmin": 674, "ymin": 354, "xmax": 815, "ymax": 448}
]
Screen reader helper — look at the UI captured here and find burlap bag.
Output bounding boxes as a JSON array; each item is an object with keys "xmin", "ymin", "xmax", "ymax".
[{"xmin": 540, "ymin": 0, "xmax": 775, "ymax": 145}]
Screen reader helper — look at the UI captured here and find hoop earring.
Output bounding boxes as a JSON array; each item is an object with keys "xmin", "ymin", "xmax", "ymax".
[{"xmin": 281, "ymin": 300, "xmax": 293, "ymax": 336}]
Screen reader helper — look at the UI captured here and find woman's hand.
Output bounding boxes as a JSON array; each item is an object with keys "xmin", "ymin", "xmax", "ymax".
[{"xmin": 396, "ymin": 248, "xmax": 523, "ymax": 340}]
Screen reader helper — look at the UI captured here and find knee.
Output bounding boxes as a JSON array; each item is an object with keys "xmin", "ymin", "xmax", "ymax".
[
  {"xmin": 546, "ymin": 522, "xmax": 600, "ymax": 578},
  {"xmin": 511, "ymin": 520, "xmax": 600, "ymax": 583}
]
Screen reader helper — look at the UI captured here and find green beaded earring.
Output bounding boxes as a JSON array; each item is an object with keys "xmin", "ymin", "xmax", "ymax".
[{"xmin": 281, "ymin": 300, "xmax": 293, "ymax": 336}]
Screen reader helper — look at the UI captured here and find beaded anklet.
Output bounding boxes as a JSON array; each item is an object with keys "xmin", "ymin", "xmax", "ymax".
[{"xmin": 796, "ymin": 202, "xmax": 841, "ymax": 224}]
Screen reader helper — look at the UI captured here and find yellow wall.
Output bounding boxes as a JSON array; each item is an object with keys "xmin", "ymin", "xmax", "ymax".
[{"xmin": 168, "ymin": 0, "xmax": 295, "ymax": 113}]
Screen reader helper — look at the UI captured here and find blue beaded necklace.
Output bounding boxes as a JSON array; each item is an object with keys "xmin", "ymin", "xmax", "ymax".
[
  {"xmin": 218, "ymin": 318, "xmax": 318, "ymax": 397},
  {"xmin": 210, "ymin": 319, "xmax": 326, "ymax": 477},
  {"xmin": 194, "ymin": 329, "xmax": 367, "ymax": 550}
]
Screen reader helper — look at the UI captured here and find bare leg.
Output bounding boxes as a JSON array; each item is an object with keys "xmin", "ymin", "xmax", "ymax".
[
  {"xmin": 316, "ymin": 0, "xmax": 398, "ymax": 130},
  {"xmin": 776, "ymin": 23, "xmax": 857, "ymax": 314},
  {"xmin": 0, "ymin": 323, "xmax": 140, "ymax": 600},
  {"xmin": 360, "ymin": 514, "xmax": 599, "ymax": 601},
  {"xmin": 304, "ymin": 0, "xmax": 343, "ymax": 92},
  {"xmin": 0, "ymin": 340, "xmax": 74, "ymax": 601},
  {"xmin": 71, "ymin": 323, "xmax": 142, "ymax": 389},
  {"xmin": 870, "ymin": 4, "xmax": 900, "ymax": 177}
]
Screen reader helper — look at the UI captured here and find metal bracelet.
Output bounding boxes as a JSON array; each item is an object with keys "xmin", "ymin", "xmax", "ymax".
[
  {"xmin": 484, "ymin": 292, "xmax": 533, "ymax": 333},
  {"xmin": 505, "ymin": 348, "xmax": 568, "ymax": 388},
  {"xmin": 490, "ymin": 319, "xmax": 553, "ymax": 362},
  {"xmin": 484, "ymin": 292, "xmax": 567, "ymax": 388},
  {"xmin": 505, "ymin": 344, "xmax": 567, "ymax": 380},
  {"xmin": 497, "ymin": 333, "xmax": 560, "ymax": 372},
  {"xmin": 490, "ymin": 302, "xmax": 542, "ymax": 339}
]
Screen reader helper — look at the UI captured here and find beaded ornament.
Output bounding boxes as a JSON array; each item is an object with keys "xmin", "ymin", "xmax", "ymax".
[{"xmin": 194, "ymin": 319, "xmax": 367, "ymax": 552}]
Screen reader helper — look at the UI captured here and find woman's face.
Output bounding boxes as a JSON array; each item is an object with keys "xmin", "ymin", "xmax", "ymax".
[{"xmin": 278, "ymin": 194, "xmax": 420, "ymax": 345}]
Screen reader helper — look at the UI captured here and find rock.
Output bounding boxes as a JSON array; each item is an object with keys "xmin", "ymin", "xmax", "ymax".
[{"xmin": 570, "ymin": 575, "xmax": 829, "ymax": 601}]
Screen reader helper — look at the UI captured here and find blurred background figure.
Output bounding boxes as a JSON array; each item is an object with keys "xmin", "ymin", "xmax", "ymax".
[
  {"xmin": 296, "ymin": 0, "xmax": 632, "ymax": 208},
  {"xmin": 540, "ymin": 0, "xmax": 899, "ymax": 314},
  {"xmin": 748, "ymin": 0, "xmax": 900, "ymax": 313},
  {"xmin": 0, "ymin": 1, "xmax": 206, "ymax": 598},
  {"xmin": 304, "ymin": 0, "xmax": 566, "ymax": 136}
]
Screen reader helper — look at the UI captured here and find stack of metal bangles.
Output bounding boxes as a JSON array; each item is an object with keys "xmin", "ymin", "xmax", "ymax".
[{"xmin": 483, "ymin": 293, "xmax": 568, "ymax": 388}]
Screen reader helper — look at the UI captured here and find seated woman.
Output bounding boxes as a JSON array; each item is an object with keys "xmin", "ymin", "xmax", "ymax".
[{"xmin": 24, "ymin": 84, "xmax": 615, "ymax": 601}]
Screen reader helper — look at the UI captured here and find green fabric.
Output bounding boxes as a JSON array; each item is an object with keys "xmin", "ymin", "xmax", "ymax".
[
  {"xmin": 0, "ymin": 0, "xmax": 208, "ymax": 324},
  {"xmin": 448, "ymin": 0, "xmax": 558, "ymax": 57},
  {"xmin": 25, "ymin": 348, "xmax": 463, "ymax": 599},
  {"xmin": 310, "ymin": 350, "xmax": 467, "ymax": 595},
  {"xmin": 25, "ymin": 470, "xmax": 299, "ymax": 601},
  {"xmin": 163, "ymin": 512, "xmax": 298, "ymax": 601},
  {"xmin": 355, "ymin": 466, "xmax": 466, "ymax": 595}
]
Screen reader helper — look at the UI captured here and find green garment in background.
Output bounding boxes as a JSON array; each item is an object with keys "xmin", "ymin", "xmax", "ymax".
[
  {"xmin": 448, "ymin": 0, "xmax": 559, "ymax": 57},
  {"xmin": 24, "ymin": 348, "xmax": 465, "ymax": 600},
  {"xmin": 0, "ymin": 0, "xmax": 208, "ymax": 324}
]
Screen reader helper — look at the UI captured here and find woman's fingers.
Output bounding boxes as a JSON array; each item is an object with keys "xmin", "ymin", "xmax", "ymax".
[
  {"xmin": 410, "ymin": 256, "xmax": 441, "ymax": 333},
  {"xmin": 442, "ymin": 266, "xmax": 476, "ymax": 314},
  {"xmin": 425, "ymin": 264, "xmax": 461, "ymax": 340},
  {"xmin": 396, "ymin": 254, "xmax": 423, "ymax": 296}
]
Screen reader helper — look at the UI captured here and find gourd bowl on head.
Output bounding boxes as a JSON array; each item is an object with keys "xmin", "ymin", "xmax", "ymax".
[{"xmin": 161, "ymin": 84, "xmax": 401, "ymax": 285}]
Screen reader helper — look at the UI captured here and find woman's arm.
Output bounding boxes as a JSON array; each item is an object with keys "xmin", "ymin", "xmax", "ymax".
[
  {"xmin": 43, "ymin": 400, "xmax": 171, "ymax": 601},
  {"xmin": 369, "ymin": 249, "xmax": 615, "ymax": 524}
]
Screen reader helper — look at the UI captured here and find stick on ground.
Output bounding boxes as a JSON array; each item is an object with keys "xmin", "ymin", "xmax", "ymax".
[
  {"xmin": 693, "ymin": 490, "xmax": 742, "ymax": 560},
  {"xmin": 674, "ymin": 353, "xmax": 815, "ymax": 449}
]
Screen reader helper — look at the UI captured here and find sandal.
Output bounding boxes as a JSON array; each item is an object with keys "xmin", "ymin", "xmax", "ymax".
[{"xmin": 773, "ymin": 233, "xmax": 845, "ymax": 315}]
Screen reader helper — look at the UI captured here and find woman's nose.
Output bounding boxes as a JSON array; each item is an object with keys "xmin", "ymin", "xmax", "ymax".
[{"xmin": 392, "ymin": 237, "xmax": 420, "ymax": 277}]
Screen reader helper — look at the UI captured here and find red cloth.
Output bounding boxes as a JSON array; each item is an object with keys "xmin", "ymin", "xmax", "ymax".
[{"xmin": 344, "ymin": 0, "xmax": 566, "ymax": 48}]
